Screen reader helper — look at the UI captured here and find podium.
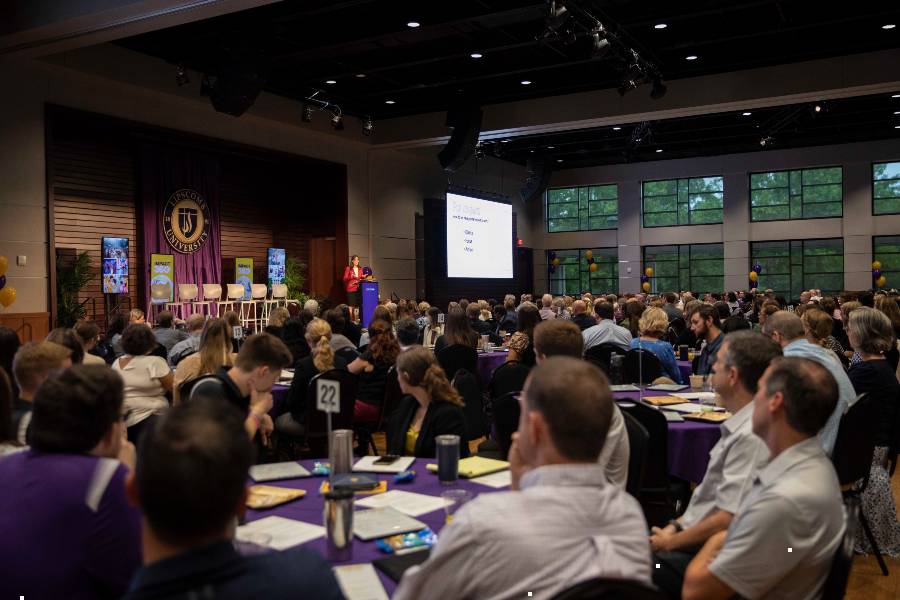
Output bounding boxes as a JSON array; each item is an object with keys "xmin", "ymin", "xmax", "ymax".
[{"xmin": 361, "ymin": 281, "xmax": 379, "ymax": 328}]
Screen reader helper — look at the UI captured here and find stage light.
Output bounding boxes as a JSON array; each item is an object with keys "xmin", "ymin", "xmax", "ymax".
[
  {"xmin": 557, "ymin": 159, "xmax": 564, "ymax": 163},
  {"xmin": 301, "ymin": 104, "xmax": 313, "ymax": 122},
  {"xmin": 654, "ymin": 23, "xmax": 668, "ymax": 30},
  {"xmin": 407, "ymin": 21, "xmax": 420, "ymax": 28},
  {"xmin": 362, "ymin": 116, "xmax": 374, "ymax": 136},
  {"xmin": 814, "ymin": 104, "xmax": 822, "ymax": 113},
  {"xmin": 612, "ymin": 126, "xmax": 622, "ymax": 131},
  {"xmin": 331, "ymin": 111, "xmax": 344, "ymax": 130},
  {"xmin": 685, "ymin": 55, "xmax": 698, "ymax": 61},
  {"xmin": 470, "ymin": 52, "xmax": 483, "ymax": 58},
  {"xmin": 650, "ymin": 77, "xmax": 667, "ymax": 99},
  {"xmin": 175, "ymin": 65, "xmax": 190, "ymax": 87},
  {"xmin": 356, "ymin": 73, "xmax": 366, "ymax": 78},
  {"xmin": 591, "ymin": 28, "xmax": 611, "ymax": 58},
  {"xmin": 656, "ymin": 148, "xmax": 663, "ymax": 153}
]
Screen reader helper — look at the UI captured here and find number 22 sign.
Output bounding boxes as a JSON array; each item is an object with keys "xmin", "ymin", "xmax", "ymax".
[{"xmin": 316, "ymin": 379, "xmax": 340, "ymax": 414}]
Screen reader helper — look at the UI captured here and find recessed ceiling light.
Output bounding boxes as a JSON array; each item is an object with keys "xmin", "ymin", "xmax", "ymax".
[
  {"xmin": 529, "ymin": 150, "xmax": 535, "ymax": 153},
  {"xmin": 654, "ymin": 23, "xmax": 667, "ymax": 30},
  {"xmin": 385, "ymin": 100, "xmax": 396, "ymax": 105},
  {"xmin": 547, "ymin": 145, "xmax": 555, "ymax": 149},
  {"xmin": 742, "ymin": 112, "xmax": 752, "ymax": 116},
  {"xmin": 895, "ymin": 111, "xmax": 900, "ymax": 115},
  {"xmin": 656, "ymin": 149, "xmax": 663, "ymax": 153},
  {"xmin": 470, "ymin": 52, "xmax": 483, "ymax": 59},
  {"xmin": 686, "ymin": 55, "xmax": 698, "ymax": 61},
  {"xmin": 407, "ymin": 21, "xmax": 420, "ymax": 28},
  {"xmin": 612, "ymin": 126, "xmax": 622, "ymax": 131},
  {"xmin": 895, "ymin": 125, "xmax": 900, "ymax": 129},
  {"xmin": 356, "ymin": 73, "xmax": 366, "ymax": 78},
  {"xmin": 521, "ymin": 80, "xmax": 532, "ymax": 85},
  {"xmin": 557, "ymin": 159, "xmax": 563, "ymax": 163},
  {"xmin": 501, "ymin": 139, "xmax": 509, "ymax": 143},
  {"xmin": 325, "ymin": 80, "xmax": 336, "ymax": 84},
  {"xmin": 883, "ymin": 24, "xmax": 896, "ymax": 30},
  {"xmin": 893, "ymin": 94, "xmax": 900, "ymax": 98}
]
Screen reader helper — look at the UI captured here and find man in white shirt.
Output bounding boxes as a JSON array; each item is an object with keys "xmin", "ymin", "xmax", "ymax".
[
  {"xmin": 583, "ymin": 301, "xmax": 632, "ymax": 352},
  {"xmin": 394, "ymin": 358, "xmax": 652, "ymax": 600},
  {"xmin": 682, "ymin": 357, "xmax": 845, "ymax": 600},
  {"xmin": 651, "ymin": 331, "xmax": 782, "ymax": 597}
]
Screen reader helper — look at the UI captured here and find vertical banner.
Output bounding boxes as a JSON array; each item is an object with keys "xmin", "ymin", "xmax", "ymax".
[
  {"xmin": 267, "ymin": 248, "xmax": 286, "ymax": 289},
  {"xmin": 236, "ymin": 257, "xmax": 253, "ymax": 301},
  {"xmin": 150, "ymin": 254, "xmax": 175, "ymax": 303}
]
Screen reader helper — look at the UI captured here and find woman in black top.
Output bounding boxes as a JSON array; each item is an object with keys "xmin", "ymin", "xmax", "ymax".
[
  {"xmin": 507, "ymin": 302, "xmax": 541, "ymax": 367},
  {"xmin": 433, "ymin": 307, "xmax": 477, "ymax": 355},
  {"xmin": 385, "ymin": 346, "xmax": 468, "ymax": 458},
  {"xmin": 349, "ymin": 319, "xmax": 399, "ymax": 423},
  {"xmin": 846, "ymin": 306, "xmax": 900, "ymax": 556}
]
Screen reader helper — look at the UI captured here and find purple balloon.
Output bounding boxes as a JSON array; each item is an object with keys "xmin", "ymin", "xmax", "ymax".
[
  {"xmin": 587, "ymin": 257, "xmax": 595, "ymax": 264},
  {"xmin": 753, "ymin": 264, "xmax": 762, "ymax": 274},
  {"xmin": 872, "ymin": 269, "xmax": 882, "ymax": 279},
  {"xmin": 549, "ymin": 265, "xmax": 557, "ymax": 273},
  {"xmin": 639, "ymin": 275, "xmax": 648, "ymax": 283},
  {"xmin": 0, "ymin": 275, "xmax": 5, "ymax": 290}
]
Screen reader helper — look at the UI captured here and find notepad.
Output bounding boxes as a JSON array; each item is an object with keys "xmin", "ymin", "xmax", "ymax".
[
  {"xmin": 426, "ymin": 456, "xmax": 510, "ymax": 478},
  {"xmin": 647, "ymin": 384, "xmax": 689, "ymax": 392},
  {"xmin": 662, "ymin": 411, "xmax": 684, "ymax": 423},
  {"xmin": 609, "ymin": 384, "xmax": 641, "ymax": 392},
  {"xmin": 246, "ymin": 485, "xmax": 306, "ymax": 509},
  {"xmin": 672, "ymin": 392, "xmax": 717, "ymax": 402},
  {"xmin": 659, "ymin": 402, "xmax": 708, "ymax": 414},
  {"xmin": 353, "ymin": 456, "xmax": 416, "ymax": 474},
  {"xmin": 334, "ymin": 564, "xmax": 390, "ymax": 600},
  {"xmin": 356, "ymin": 490, "xmax": 450, "ymax": 517},
  {"xmin": 470, "ymin": 470, "xmax": 512, "ymax": 488},
  {"xmin": 236, "ymin": 516, "xmax": 324, "ymax": 550},
  {"xmin": 683, "ymin": 411, "xmax": 732, "ymax": 423},
  {"xmin": 641, "ymin": 395, "xmax": 689, "ymax": 407},
  {"xmin": 249, "ymin": 462, "xmax": 311, "ymax": 482},
  {"xmin": 353, "ymin": 507, "xmax": 428, "ymax": 540}
]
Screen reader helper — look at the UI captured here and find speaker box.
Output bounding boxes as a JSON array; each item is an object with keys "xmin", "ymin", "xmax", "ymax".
[
  {"xmin": 520, "ymin": 156, "xmax": 552, "ymax": 203},
  {"xmin": 438, "ymin": 106, "xmax": 483, "ymax": 173},
  {"xmin": 204, "ymin": 53, "xmax": 269, "ymax": 117}
]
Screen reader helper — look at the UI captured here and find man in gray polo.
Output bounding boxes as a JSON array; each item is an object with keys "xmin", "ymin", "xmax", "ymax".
[
  {"xmin": 682, "ymin": 357, "xmax": 844, "ymax": 600},
  {"xmin": 582, "ymin": 300, "xmax": 631, "ymax": 352},
  {"xmin": 650, "ymin": 331, "xmax": 781, "ymax": 598}
]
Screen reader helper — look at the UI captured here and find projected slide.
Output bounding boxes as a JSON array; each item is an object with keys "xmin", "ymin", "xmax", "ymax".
[{"xmin": 446, "ymin": 192, "xmax": 512, "ymax": 278}]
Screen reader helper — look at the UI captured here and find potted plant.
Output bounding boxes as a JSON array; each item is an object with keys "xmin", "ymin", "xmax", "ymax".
[{"xmin": 56, "ymin": 251, "xmax": 94, "ymax": 327}]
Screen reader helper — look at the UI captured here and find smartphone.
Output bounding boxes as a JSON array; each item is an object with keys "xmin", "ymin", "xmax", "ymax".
[{"xmin": 373, "ymin": 455, "xmax": 401, "ymax": 465}]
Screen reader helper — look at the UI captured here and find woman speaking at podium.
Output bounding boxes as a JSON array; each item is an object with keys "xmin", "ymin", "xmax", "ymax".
[{"xmin": 343, "ymin": 255, "xmax": 363, "ymax": 310}]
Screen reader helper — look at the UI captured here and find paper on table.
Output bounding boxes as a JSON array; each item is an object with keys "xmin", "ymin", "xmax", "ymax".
[
  {"xmin": 662, "ymin": 411, "xmax": 684, "ymax": 422},
  {"xmin": 333, "ymin": 564, "xmax": 390, "ymax": 600},
  {"xmin": 609, "ymin": 384, "xmax": 640, "ymax": 392},
  {"xmin": 661, "ymin": 402, "xmax": 710, "ymax": 414},
  {"xmin": 353, "ymin": 455, "xmax": 415, "ymax": 474},
  {"xmin": 236, "ymin": 516, "xmax": 325, "ymax": 550},
  {"xmin": 672, "ymin": 392, "xmax": 717, "ymax": 401},
  {"xmin": 355, "ymin": 490, "xmax": 450, "ymax": 516},
  {"xmin": 469, "ymin": 470, "xmax": 512, "ymax": 488}
]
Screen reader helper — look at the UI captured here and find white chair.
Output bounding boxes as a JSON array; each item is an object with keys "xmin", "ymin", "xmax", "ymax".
[
  {"xmin": 262, "ymin": 283, "xmax": 287, "ymax": 324},
  {"xmin": 219, "ymin": 284, "xmax": 244, "ymax": 317},
  {"xmin": 251, "ymin": 284, "xmax": 269, "ymax": 332},
  {"xmin": 175, "ymin": 283, "xmax": 199, "ymax": 318},
  {"xmin": 150, "ymin": 283, "xmax": 172, "ymax": 320},
  {"xmin": 240, "ymin": 284, "xmax": 268, "ymax": 332},
  {"xmin": 199, "ymin": 284, "xmax": 222, "ymax": 317}
]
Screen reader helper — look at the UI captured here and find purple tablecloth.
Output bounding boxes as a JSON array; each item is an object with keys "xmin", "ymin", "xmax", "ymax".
[
  {"xmin": 245, "ymin": 458, "xmax": 503, "ymax": 594},
  {"xmin": 477, "ymin": 350, "xmax": 509, "ymax": 386},
  {"xmin": 271, "ymin": 383, "xmax": 289, "ymax": 418},
  {"xmin": 676, "ymin": 360, "xmax": 692, "ymax": 383},
  {"xmin": 614, "ymin": 389, "xmax": 721, "ymax": 484}
]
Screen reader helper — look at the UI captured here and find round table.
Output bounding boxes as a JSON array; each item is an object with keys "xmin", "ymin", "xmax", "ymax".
[
  {"xmin": 272, "ymin": 383, "xmax": 290, "ymax": 417},
  {"xmin": 245, "ymin": 458, "xmax": 502, "ymax": 594},
  {"xmin": 614, "ymin": 388, "xmax": 721, "ymax": 484},
  {"xmin": 476, "ymin": 350, "xmax": 510, "ymax": 385},
  {"xmin": 676, "ymin": 359, "xmax": 693, "ymax": 383}
]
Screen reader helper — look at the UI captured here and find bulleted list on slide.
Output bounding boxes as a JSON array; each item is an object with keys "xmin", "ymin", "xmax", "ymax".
[{"xmin": 446, "ymin": 192, "xmax": 512, "ymax": 279}]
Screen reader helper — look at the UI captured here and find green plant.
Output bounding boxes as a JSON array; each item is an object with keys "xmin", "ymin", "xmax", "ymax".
[
  {"xmin": 283, "ymin": 255, "xmax": 308, "ymax": 305},
  {"xmin": 56, "ymin": 251, "xmax": 94, "ymax": 327}
]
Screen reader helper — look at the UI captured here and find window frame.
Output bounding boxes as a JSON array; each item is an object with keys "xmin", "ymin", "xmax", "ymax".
[
  {"xmin": 641, "ymin": 176, "xmax": 724, "ymax": 228},
  {"xmin": 872, "ymin": 235, "xmax": 900, "ymax": 287},
  {"xmin": 748, "ymin": 166, "xmax": 843, "ymax": 223},
  {"xmin": 872, "ymin": 161, "xmax": 900, "ymax": 216},
  {"xmin": 641, "ymin": 243, "xmax": 725, "ymax": 294},
  {"xmin": 749, "ymin": 237, "xmax": 844, "ymax": 301},
  {"xmin": 547, "ymin": 248, "xmax": 619, "ymax": 295},
  {"xmin": 545, "ymin": 184, "xmax": 619, "ymax": 233}
]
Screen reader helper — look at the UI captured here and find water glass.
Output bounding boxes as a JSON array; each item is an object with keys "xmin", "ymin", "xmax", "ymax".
[{"xmin": 441, "ymin": 489, "xmax": 473, "ymax": 524}]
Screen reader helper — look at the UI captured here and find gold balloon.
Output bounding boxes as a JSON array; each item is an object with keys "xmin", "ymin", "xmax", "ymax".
[
  {"xmin": 642, "ymin": 281, "xmax": 651, "ymax": 292},
  {"xmin": 589, "ymin": 262, "xmax": 598, "ymax": 272},
  {"xmin": 0, "ymin": 285, "xmax": 15, "ymax": 307},
  {"xmin": 552, "ymin": 258, "xmax": 560, "ymax": 266},
  {"xmin": 872, "ymin": 261, "xmax": 882, "ymax": 270},
  {"xmin": 644, "ymin": 267, "xmax": 653, "ymax": 277},
  {"xmin": 585, "ymin": 250, "xmax": 594, "ymax": 260},
  {"xmin": 749, "ymin": 271, "xmax": 758, "ymax": 282},
  {"xmin": 0, "ymin": 255, "xmax": 7, "ymax": 277},
  {"xmin": 876, "ymin": 275, "xmax": 887, "ymax": 288}
]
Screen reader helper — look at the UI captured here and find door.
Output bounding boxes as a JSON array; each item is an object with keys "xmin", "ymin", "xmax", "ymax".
[{"xmin": 310, "ymin": 237, "xmax": 337, "ymax": 301}]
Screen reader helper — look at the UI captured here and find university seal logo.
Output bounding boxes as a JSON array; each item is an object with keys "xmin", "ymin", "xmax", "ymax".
[{"xmin": 162, "ymin": 189, "xmax": 211, "ymax": 254}]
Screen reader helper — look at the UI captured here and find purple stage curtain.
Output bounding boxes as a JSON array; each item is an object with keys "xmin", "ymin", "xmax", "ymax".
[{"xmin": 140, "ymin": 144, "xmax": 222, "ymax": 310}]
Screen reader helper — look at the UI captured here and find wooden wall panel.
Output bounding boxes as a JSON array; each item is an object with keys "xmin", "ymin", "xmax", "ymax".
[{"xmin": 0, "ymin": 313, "xmax": 52, "ymax": 343}]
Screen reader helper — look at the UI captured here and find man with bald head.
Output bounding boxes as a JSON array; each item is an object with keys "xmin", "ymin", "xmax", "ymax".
[
  {"xmin": 761, "ymin": 311, "xmax": 854, "ymax": 455},
  {"xmin": 570, "ymin": 300, "xmax": 596, "ymax": 331}
]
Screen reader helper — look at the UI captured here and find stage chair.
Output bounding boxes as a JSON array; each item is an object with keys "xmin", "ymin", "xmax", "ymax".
[
  {"xmin": 150, "ymin": 283, "xmax": 171, "ymax": 320},
  {"xmin": 261, "ymin": 284, "xmax": 282, "ymax": 325},
  {"xmin": 190, "ymin": 283, "xmax": 214, "ymax": 317},
  {"xmin": 199, "ymin": 284, "xmax": 222, "ymax": 317},
  {"xmin": 176, "ymin": 283, "xmax": 199, "ymax": 318},
  {"xmin": 271, "ymin": 283, "xmax": 290, "ymax": 307},
  {"xmin": 219, "ymin": 284, "xmax": 243, "ymax": 317},
  {"xmin": 240, "ymin": 284, "xmax": 268, "ymax": 333}
]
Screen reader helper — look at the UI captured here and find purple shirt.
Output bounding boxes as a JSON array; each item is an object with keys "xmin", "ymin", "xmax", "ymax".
[{"xmin": 0, "ymin": 450, "xmax": 142, "ymax": 599}]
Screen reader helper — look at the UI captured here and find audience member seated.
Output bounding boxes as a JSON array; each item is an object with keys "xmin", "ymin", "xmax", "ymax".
[
  {"xmin": 394, "ymin": 357, "xmax": 652, "ymax": 599},
  {"xmin": 801, "ymin": 307, "xmax": 845, "ymax": 363},
  {"xmin": 303, "ymin": 298, "xmax": 319, "ymax": 316},
  {"xmin": 507, "ymin": 302, "xmax": 541, "ymax": 367},
  {"xmin": 582, "ymin": 300, "xmax": 631, "ymax": 353},
  {"xmin": 385, "ymin": 346, "xmax": 468, "ymax": 458},
  {"xmin": 0, "ymin": 325, "xmax": 21, "ymax": 396},
  {"xmin": 11, "ymin": 341, "xmax": 72, "ymax": 445},
  {"xmin": 629, "ymin": 307, "xmax": 683, "ymax": 384},
  {"xmin": 277, "ymin": 318, "xmax": 348, "ymax": 437},
  {"xmin": 690, "ymin": 304, "xmax": 723, "ymax": 376},
  {"xmin": 190, "ymin": 333, "xmax": 292, "ymax": 442},
  {"xmin": 762, "ymin": 311, "xmax": 854, "ymax": 455},
  {"xmin": 167, "ymin": 313, "xmax": 205, "ymax": 367},
  {"xmin": 396, "ymin": 317, "xmax": 420, "ymax": 352},
  {"xmin": 662, "ymin": 292, "xmax": 682, "ymax": 322},
  {"xmin": 113, "ymin": 324, "xmax": 174, "ymax": 444},
  {"xmin": 324, "ymin": 308, "xmax": 357, "ymax": 355},
  {"xmin": 874, "ymin": 294, "xmax": 900, "ymax": 370},
  {"xmin": 73, "ymin": 321, "xmax": 107, "ymax": 366},
  {"xmin": 358, "ymin": 305, "xmax": 393, "ymax": 348},
  {"xmin": 263, "ymin": 307, "xmax": 290, "ymax": 337},
  {"xmin": 152, "ymin": 311, "xmax": 187, "ymax": 354},
  {"xmin": 421, "ymin": 306, "xmax": 444, "ymax": 347},
  {"xmin": 172, "ymin": 319, "xmax": 235, "ymax": 405},
  {"xmin": 0, "ymin": 365, "xmax": 141, "ymax": 599},
  {"xmin": 619, "ymin": 300, "xmax": 646, "ymax": 339},
  {"xmin": 281, "ymin": 310, "xmax": 315, "ymax": 365},
  {"xmin": 46, "ymin": 327, "xmax": 86, "ymax": 364},
  {"xmin": 349, "ymin": 319, "xmax": 399, "ymax": 423},
  {"xmin": 675, "ymin": 300, "xmax": 701, "ymax": 348},
  {"xmin": 498, "ymin": 294, "xmax": 518, "ymax": 332},
  {"xmin": 682, "ymin": 357, "xmax": 844, "ymax": 600},
  {"xmin": 338, "ymin": 303, "xmax": 363, "ymax": 348},
  {"xmin": 552, "ymin": 296, "xmax": 570, "ymax": 320},
  {"xmin": 652, "ymin": 331, "xmax": 782, "ymax": 597},
  {"xmin": 466, "ymin": 303, "xmax": 499, "ymax": 344},
  {"xmin": 538, "ymin": 293, "xmax": 556, "ymax": 320},
  {"xmin": 110, "ymin": 310, "xmax": 143, "ymax": 357},
  {"xmin": 845, "ymin": 307, "xmax": 900, "ymax": 556},
  {"xmin": 122, "ymin": 399, "xmax": 343, "ymax": 600},
  {"xmin": 570, "ymin": 299, "xmax": 596, "ymax": 331},
  {"xmin": 0, "ymin": 369, "xmax": 25, "ymax": 457},
  {"xmin": 222, "ymin": 310, "xmax": 249, "ymax": 354},
  {"xmin": 434, "ymin": 307, "xmax": 477, "ymax": 355}
]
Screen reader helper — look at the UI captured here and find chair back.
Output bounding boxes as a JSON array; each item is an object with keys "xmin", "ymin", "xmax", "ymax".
[
  {"xmin": 667, "ymin": 317, "xmax": 686, "ymax": 344},
  {"xmin": 178, "ymin": 376, "xmax": 205, "ymax": 402},
  {"xmin": 617, "ymin": 401, "xmax": 669, "ymax": 494},
  {"xmin": 488, "ymin": 360, "xmax": 530, "ymax": 399},
  {"xmin": 178, "ymin": 283, "xmax": 199, "ymax": 302},
  {"xmin": 335, "ymin": 346, "xmax": 360, "ymax": 366},
  {"xmin": 436, "ymin": 344, "xmax": 478, "ymax": 383},
  {"xmin": 452, "ymin": 368, "xmax": 486, "ymax": 442},
  {"xmin": 492, "ymin": 391, "xmax": 521, "ymax": 459},
  {"xmin": 622, "ymin": 348, "xmax": 662, "ymax": 384},
  {"xmin": 831, "ymin": 393, "xmax": 877, "ymax": 489},
  {"xmin": 251, "ymin": 283, "xmax": 268, "ymax": 300},
  {"xmin": 304, "ymin": 369, "xmax": 358, "ymax": 455},
  {"xmin": 821, "ymin": 496, "xmax": 861, "ymax": 600},
  {"xmin": 271, "ymin": 283, "xmax": 288, "ymax": 299},
  {"xmin": 202, "ymin": 284, "xmax": 222, "ymax": 301},
  {"xmin": 584, "ymin": 343, "xmax": 625, "ymax": 375},
  {"xmin": 621, "ymin": 408, "xmax": 649, "ymax": 499},
  {"xmin": 548, "ymin": 577, "xmax": 665, "ymax": 600},
  {"xmin": 150, "ymin": 283, "xmax": 170, "ymax": 305},
  {"xmin": 226, "ymin": 283, "xmax": 245, "ymax": 301},
  {"xmin": 380, "ymin": 364, "xmax": 404, "ymax": 429}
]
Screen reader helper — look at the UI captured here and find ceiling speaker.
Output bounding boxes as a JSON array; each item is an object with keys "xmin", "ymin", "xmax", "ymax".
[
  {"xmin": 438, "ymin": 105, "xmax": 483, "ymax": 173},
  {"xmin": 203, "ymin": 51, "xmax": 270, "ymax": 117},
  {"xmin": 520, "ymin": 156, "xmax": 552, "ymax": 203}
]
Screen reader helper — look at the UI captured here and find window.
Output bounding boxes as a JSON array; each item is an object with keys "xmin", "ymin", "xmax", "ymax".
[
  {"xmin": 873, "ymin": 236, "xmax": 900, "ymax": 286},
  {"xmin": 873, "ymin": 162, "xmax": 900, "ymax": 215},
  {"xmin": 547, "ymin": 184, "xmax": 618, "ymax": 232},
  {"xmin": 642, "ymin": 244, "xmax": 724, "ymax": 293},
  {"xmin": 750, "ymin": 239, "xmax": 843, "ymax": 301},
  {"xmin": 642, "ymin": 176, "xmax": 723, "ymax": 227},
  {"xmin": 749, "ymin": 167, "xmax": 842, "ymax": 221},
  {"xmin": 548, "ymin": 248, "xmax": 618, "ymax": 295}
]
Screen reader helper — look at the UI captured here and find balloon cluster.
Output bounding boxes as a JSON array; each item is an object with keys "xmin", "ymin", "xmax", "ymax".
[
  {"xmin": 0, "ymin": 256, "xmax": 15, "ymax": 308},
  {"xmin": 748, "ymin": 263, "xmax": 762, "ymax": 289},
  {"xmin": 585, "ymin": 250, "xmax": 598, "ymax": 272},
  {"xmin": 872, "ymin": 261, "xmax": 887, "ymax": 289},
  {"xmin": 549, "ymin": 251, "xmax": 559, "ymax": 273},
  {"xmin": 640, "ymin": 267, "xmax": 653, "ymax": 292}
]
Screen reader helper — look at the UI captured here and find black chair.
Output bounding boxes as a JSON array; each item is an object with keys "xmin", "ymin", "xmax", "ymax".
[
  {"xmin": 437, "ymin": 344, "xmax": 478, "ymax": 383},
  {"xmin": 491, "ymin": 391, "xmax": 521, "ymax": 459},
  {"xmin": 303, "ymin": 369, "xmax": 358, "ymax": 457},
  {"xmin": 548, "ymin": 577, "xmax": 664, "ymax": 600},
  {"xmin": 488, "ymin": 360, "xmax": 530, "ymax": 399},
  {"xmin": 452, "ymin": 368, "xmax": 488, "ymax": 441},
  {"xmin": 622, "ymin": 349, "xmax": 662, "ymax": 384},
  {"xmin": 821, "ymin": 496, "xmax": 861, "ymax": 600},
  {"xmin": 584, "ymin": 343, "xmax": 625, "ymax": 375},
  {"xmin": 335, "ymin": 346, "xmax": 360, "ymax": 365},
  {"xmin": 666, "ymin": 317, "xmax": 686, "ymax": 345},
  {"xmin": 830, "ymin": 392, "xmax": 889, "ymax": 576},
  {"xmin": 620, "ymin": 408, "xmax": 649, "ymax": 500},
  {"xmin": 178, "ymin": 376, "xmax": 204, "ymax": 403}
]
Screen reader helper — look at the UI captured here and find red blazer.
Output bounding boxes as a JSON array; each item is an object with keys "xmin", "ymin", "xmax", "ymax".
[{"xmin": 343, "ymin": 265, "xmax": 362, "ymax": 292}]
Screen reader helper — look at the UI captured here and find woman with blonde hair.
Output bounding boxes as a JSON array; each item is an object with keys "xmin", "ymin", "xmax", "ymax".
[
  {"xmin": 277, "ymin": 318, "xmax": 348, "ymax": 436},
  {"xmin": 629, "ymin": 306, "xmax": 683, "ymax": 383},
  {"xmin": 264, "ymin": 307, "xmax": 290, "ymax": 337},
  {"xmin": 172, "ymin": 319, "xmax": 235, "ymax": 405},
  {"xmin": 385, "ymin": 346, "xmax": 468, "ymax": 458}
]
